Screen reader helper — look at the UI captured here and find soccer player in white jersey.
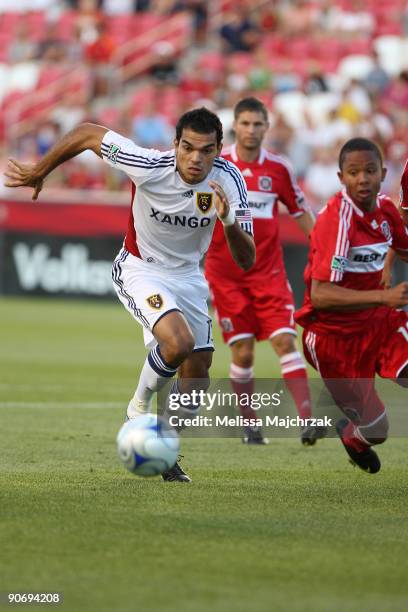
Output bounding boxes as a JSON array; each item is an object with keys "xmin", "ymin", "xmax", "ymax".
[{"xmin": 5, "ymin": 108, "xmax": 255, "ymax": 482}]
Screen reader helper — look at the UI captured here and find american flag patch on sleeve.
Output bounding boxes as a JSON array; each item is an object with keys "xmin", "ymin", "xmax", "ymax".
[{"xmin": 235, "ymin": 209, "xmax": 253, "ymax": 234}]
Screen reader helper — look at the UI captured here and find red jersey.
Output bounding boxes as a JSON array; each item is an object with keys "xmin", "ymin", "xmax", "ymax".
[
  {"xmin": 205, "ymin": 145, "xmax": 309, "ymax": 282},
  {"xmin": 400, "ymin": 159, "xmax": 408, "ymax": 210},
  {"xmin": 295, "ymin": 190, "xmax": 408, "ymax": 335}
]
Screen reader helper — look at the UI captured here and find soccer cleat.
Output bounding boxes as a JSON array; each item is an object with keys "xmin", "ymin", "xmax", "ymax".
[
  {"xmin": 162, "ymin": 457, "xmax": 191, "ymax": 482},
  {"xmin": 242, "ymin": 427, "xmax": 269, "ymax": 445},
  {"xmin": 126, "ymin": 397, "xmax": 152, "ymax": 420},
  {"xmin": 336, "ymin": 419, "xmax": 381, "ymax": 474},
  {"xmin": 301, "ymin": 424, "xmax": 329, "ymax": 447}
]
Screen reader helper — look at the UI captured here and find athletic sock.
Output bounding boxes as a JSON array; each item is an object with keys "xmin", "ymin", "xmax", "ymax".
[
  {"xmin": 128, "ymin": 345, "xmax": 177, "ymax": 417},
  {"xmin": 280, "ymin": 352, "xmax": 312, "ymax": 420},
  {"xmin": 229, "ymin": 363, "xmax": 257, "ymax": 421},
  {"xmin": 341, "ymin": 419, "xmax": 370, "ymax": 452}
]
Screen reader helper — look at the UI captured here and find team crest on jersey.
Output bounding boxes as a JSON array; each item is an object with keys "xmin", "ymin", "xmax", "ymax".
[
  {"xmin": 258, "ymin": 176, "xmax": 272, "ymax": 192},
  {"xmin": 196, "ymin": 192, "xmax": 213, "ymax": 213},
  {"xmin": 107, "ymin": 143, "xmax": 121, "ymax": 164},
  {"xmin": 220, "ymin": 317, "xmax": 233, "ymax": 332},
  {"xmin": 331, "ymin": 255, "xmax": 348, "ymax": 271},
  {"xmin": 380, "ymin": 220, "xmax": 391, "ymax": 241},
  {"xmin": 146, "ymin": 294, "xmax": 163, "ymax": 310}
]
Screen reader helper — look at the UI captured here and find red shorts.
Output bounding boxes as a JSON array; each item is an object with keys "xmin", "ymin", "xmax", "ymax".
[
  {"xmin": 302, "ymin": 308, "xmax": 408, "ymax": 425},
  {"xmin": 207, "ymin": 273, "xmax": 296, "ymax": 344}
]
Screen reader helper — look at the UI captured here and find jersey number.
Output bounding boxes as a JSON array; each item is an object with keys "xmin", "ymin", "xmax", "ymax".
[{"xmin": 207, "ymin": 319, "xmax": 213, "ymax": 344}]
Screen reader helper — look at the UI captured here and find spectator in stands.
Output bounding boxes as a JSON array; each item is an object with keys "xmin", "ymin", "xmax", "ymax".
[
  {"xmin": 35, "ymin": 22, "xmax": 66, "ymax": 62},
  {"xmin": 170, "ymin": 1, "xmax": 208, "ymax": 44},
  {"xmin": 75, "ymin": 0, "xmax": 103, "ymax": 45},
  {"xmin": 132, "ymin": 100, "xmax": 173, "ymax": 149},
  {"xmin": 35, "ymin": 120, "xmax": 61, "ymax": 156},
  {"xmin": 364, "ymin": 51, "xmax": 390, "ymax": 98},
  {"xmin": 384, "ymin": 71, "xmax": 408, "ymax": 110},
  {"xmin": 84, "ymin": 21, "xmax": 116, "ymax": 96},
  {"xmin": 220, "ymin": 5, "xmax": 261, "ymax": 54},
  {"xmin": 149, "ymin": 41, "xmax": 179, "ymax": 84},
  {"xmin": 7, "ymin": 22, "xmax": 36, "ymax": 64},
  {"xmin": 304, "ymin": 69, "xmax": 329, "ymax": 95},
  {"xmin": 279, "ymin": 0, "xmax": 319, "ymax": 37}
]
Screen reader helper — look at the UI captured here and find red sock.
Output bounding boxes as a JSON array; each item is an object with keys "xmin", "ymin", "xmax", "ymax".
[
  {"xmin": 342, "ymin": 420, "xmax": 369, "ymax": 452},
  {"xmin": 280, "ymin": 352, "xmax": 312, "ymax": 419},
  {"xmin": 229, "ymin": 363, "xmax": 257, "ymax": 420}
]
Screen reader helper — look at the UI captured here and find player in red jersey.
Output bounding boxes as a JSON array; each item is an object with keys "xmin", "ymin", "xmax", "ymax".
[
  {"xmin": 400, "ymin": 159, "xmax": 408, "ymax": 222},
  {"xmin": 379, "ymin": 158, "xmax": 408, "ymax": 289},
  {"xmin": 205, "ymin": 97, "xmax": 321, "ymax": 445},
  {"xmin": 295, "ymin": 138, "xmax": 408, "ymax": 474}
]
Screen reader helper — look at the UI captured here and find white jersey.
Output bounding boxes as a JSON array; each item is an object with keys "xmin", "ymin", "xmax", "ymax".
[{"xmin": 101, "ymin": 130, "xmax": 252, "ymax": 269}]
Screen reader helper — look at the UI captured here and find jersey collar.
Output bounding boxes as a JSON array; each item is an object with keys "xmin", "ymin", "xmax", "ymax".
[
  {"xmin": 341, "ymin": 189, "xmax": 381, "ymax": 217},
  {"xmin": 231, "ymin": 143, "xmax": 266, "ymax": 165}
]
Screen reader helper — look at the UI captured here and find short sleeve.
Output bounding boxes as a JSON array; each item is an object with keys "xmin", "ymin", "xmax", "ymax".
[
  {"xmin": 215, "ymin": 158, "xmax": 253, "ymax": 235},
  {"xmin": 310, "ymin": 203, "xmax": 351, "ymax": 282},
  {"xmin": 100, "ymin": 130, "xmax": 175, "ymax": 186},
  {"xmin": 277, "ymin": 159, "xmax": 309, "ymax": 217}
]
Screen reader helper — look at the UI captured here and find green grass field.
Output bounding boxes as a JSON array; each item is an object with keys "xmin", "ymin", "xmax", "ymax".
[{"xmin": 1, "ymin": 297, "xmax": 408, "ymax": 612}]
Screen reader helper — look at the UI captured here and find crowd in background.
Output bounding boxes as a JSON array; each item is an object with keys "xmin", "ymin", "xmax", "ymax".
[{"xmin": 1, "ymin": 0, "xmax": 408, "ymax": 210}]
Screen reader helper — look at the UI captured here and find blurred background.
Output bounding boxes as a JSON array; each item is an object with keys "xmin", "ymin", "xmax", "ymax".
[{"xmin": 0, "ymin": 0, "xmax": 407, "ymax": 301}]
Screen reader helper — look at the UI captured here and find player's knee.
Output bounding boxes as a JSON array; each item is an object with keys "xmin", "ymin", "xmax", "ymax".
[
  {"xmin": 231, "ymin": 341, "xmax": 254, "ymax": 368},
  {"xmin": 271, "ymin": 333, "xmax": 296, "ymax": 356},
  {"xmin": 161, "ymin": 333, "xmax": 195, "ymax": 365}
]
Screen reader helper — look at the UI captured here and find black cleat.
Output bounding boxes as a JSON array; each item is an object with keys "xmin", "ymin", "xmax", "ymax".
[
  {"xmin": 336, "ymin": 419, "xmax": 381, "ymax": 474},
  {"xmin": 162, "ymin": 457, "xmax": 191, "ymax": 482},
  {"xmin": 301, "ymin": 424, "xmax": 329, "ymax": 447},
  {"xmin": 242, "ymin": 427, "xmax": 269, "ymax": 445}
]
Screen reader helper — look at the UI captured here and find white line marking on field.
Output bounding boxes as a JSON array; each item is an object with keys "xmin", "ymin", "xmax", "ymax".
[{"xmin": 0, "ymin": 402, "xmax": 124, "ymax": 409}]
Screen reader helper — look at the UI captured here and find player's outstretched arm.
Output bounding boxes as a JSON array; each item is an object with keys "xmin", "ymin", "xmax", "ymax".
[
  {"xmin": 311, "ymin": 279, "xmax": 408, "ymax": 310},
  {"xmin": 4, "ymin": 123, "xmax": 108, "ymax": 200},
  {"xmin": 209, "ymin": 180, "xmax": 255, "ymax": 271}
]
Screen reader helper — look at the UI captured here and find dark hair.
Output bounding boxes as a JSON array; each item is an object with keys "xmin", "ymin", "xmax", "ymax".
[
  {"xmin": 234, "ymin": 97, "xmax": 268, "ymax": 121},
  {"xmin": 339, "ymin": 138, "xmax": 383, "ymax": 169},
  {"xmin": 175, "ymin": 107, "xmax": 223, "ymax": 145}
]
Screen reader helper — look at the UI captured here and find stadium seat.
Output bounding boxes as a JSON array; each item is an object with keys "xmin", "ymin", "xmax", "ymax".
[
  {"xmin": 306, "ymin": 92, "xmax": 342, "ymax": 126},
  {"xmin": 338, "ymin": 54, "xmax": 375, "ymax": 80},
  {"xmin": 8, "ymin": 62, "xmax": 40, "ymax": 93},
  {"xmin": 37, "ymin": 64, "xmax": 70, "ymax": 89},
  {"xmin": 374, "ymin": 35, "xmax": 408, "ymax": 76},
  {"xmin": 273, "ymin": 91, "xmax": 307, "ymax": 129}
]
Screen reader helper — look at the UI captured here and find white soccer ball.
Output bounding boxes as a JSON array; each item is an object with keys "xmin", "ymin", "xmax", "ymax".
[{"xmin": 116, "ymin": 414, "xmax": 179, "ymax": 477}]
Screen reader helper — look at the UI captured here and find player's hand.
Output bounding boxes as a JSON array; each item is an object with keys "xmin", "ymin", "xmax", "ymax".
[
  {"xmin": 380, "ymin": 265, "xmax": 393, "ymax": 289},
  {"xmin": 4, "ymin": 158, "xmax": 43, "ymax": 200},
  {"xmin": 382, "ymin": 282, "xmax": 408, "ymax": 308},
  {"xmin": 209, "ymin": 180, "xmax": 230, "ymax": 221}
]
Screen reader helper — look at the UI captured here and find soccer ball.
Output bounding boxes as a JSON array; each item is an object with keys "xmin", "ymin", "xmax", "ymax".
[{"xmin": 117, "ymin": 414, "xmax": 179, "ymax": 477}]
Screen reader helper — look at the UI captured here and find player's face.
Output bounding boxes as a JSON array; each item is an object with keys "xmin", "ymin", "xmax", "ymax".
[
  {"xmin": 175, "ymin": 129, "xmax": 222, "ymax": 184},
  {"xmin": 233, "ymin": 111, "xmax": 269, "ymax": 151},
  {"xmin": 338, "ymin": 150, "xmax": 386, "ymax": 211}
]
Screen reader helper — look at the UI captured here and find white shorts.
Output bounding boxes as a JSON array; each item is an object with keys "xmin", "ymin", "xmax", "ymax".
[{"xmin": 112, "ymin": 248, "xmax": 214, "ymax": 351}]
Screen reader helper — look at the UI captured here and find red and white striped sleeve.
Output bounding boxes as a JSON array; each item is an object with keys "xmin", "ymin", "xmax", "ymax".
[{"xmin": 310, "ymin": 194, "xmax": 352, "ymax": 283}]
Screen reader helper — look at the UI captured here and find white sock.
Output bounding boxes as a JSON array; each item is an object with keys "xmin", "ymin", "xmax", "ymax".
[
  {"xmin": 128, "ymin": 345, "xmax": 177, "ymax": 418},
  {"xmin": 229, "ymin": 363, "xmax": 254, "ymax": 383}
]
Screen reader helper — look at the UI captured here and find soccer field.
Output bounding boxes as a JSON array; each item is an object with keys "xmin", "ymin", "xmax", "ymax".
[{"xmin": 1, "ymin": 297, "xmax": 408, "ymax": 612}]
